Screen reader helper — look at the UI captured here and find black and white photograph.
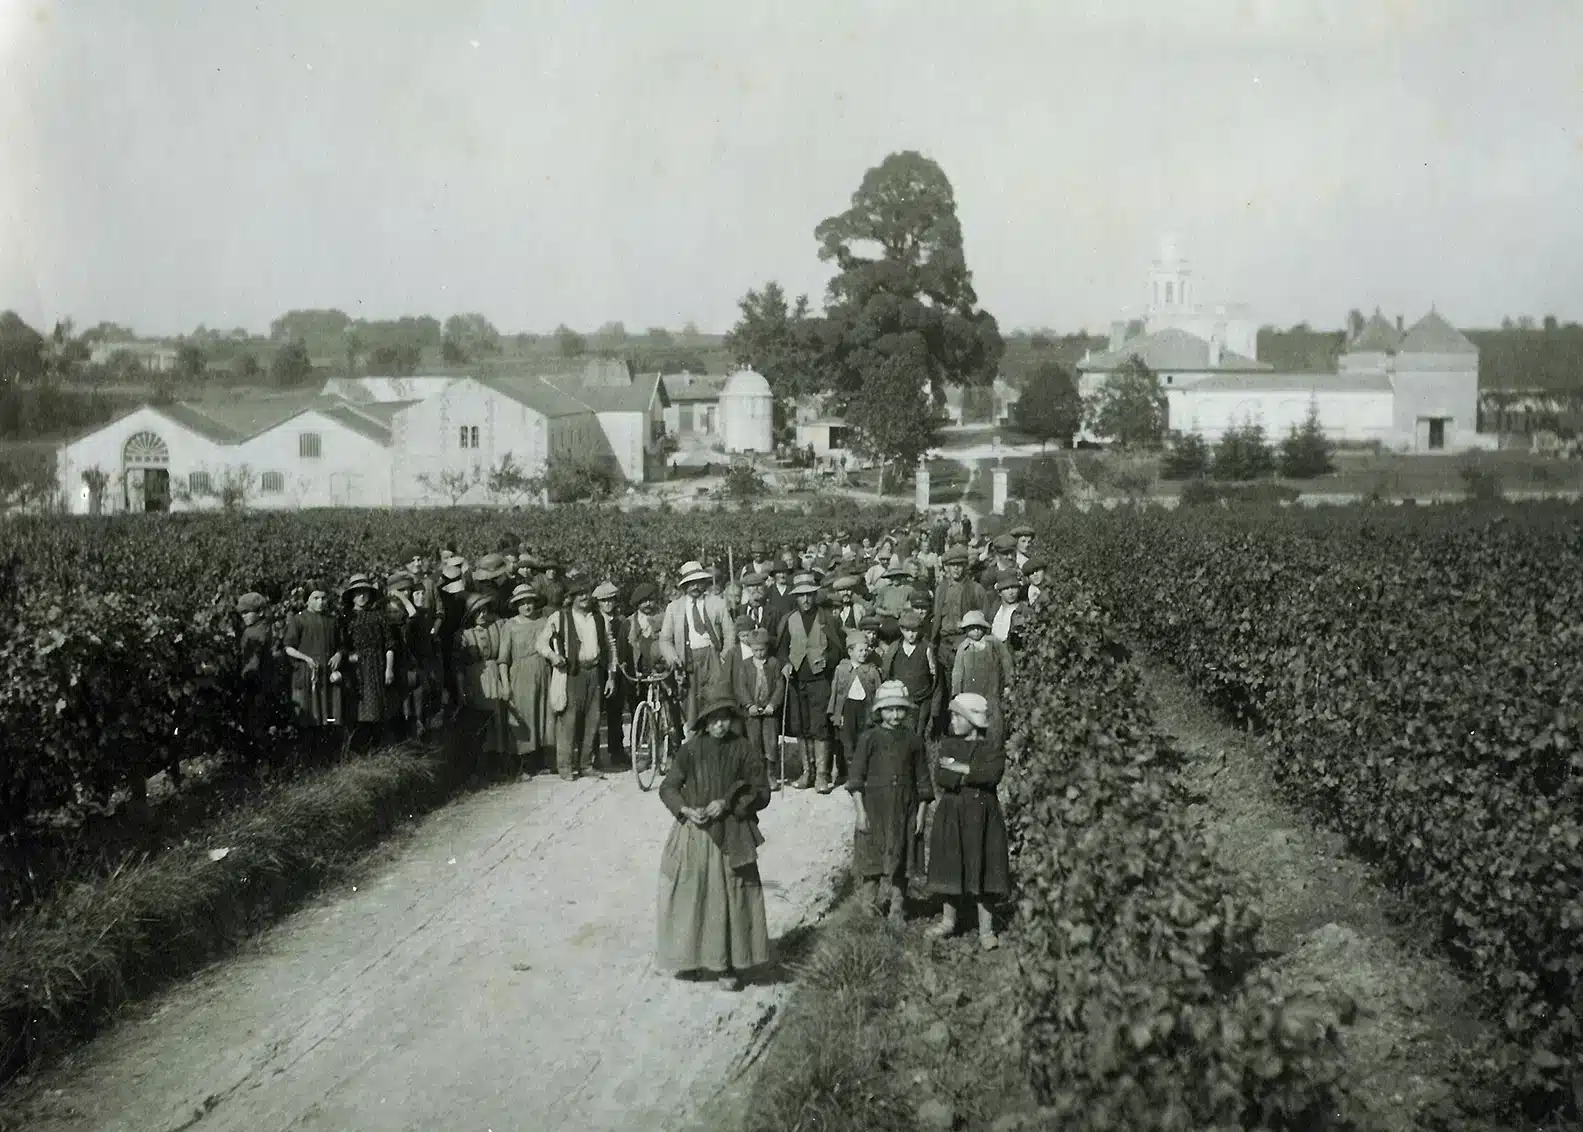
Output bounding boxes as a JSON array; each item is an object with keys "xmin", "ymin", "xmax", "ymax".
[{"xmin": 1, "ymin": 2, "xmax": 1582, "ymax": 1129}]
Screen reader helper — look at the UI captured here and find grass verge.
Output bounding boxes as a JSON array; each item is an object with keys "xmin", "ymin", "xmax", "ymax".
[
  {"xmin": 724, "ymin": 893, "xmax": 1042, "ymax": 1132},
  {"xmin": 0, "ymin": 738, "xmax": 475, "ymax": 1084}
]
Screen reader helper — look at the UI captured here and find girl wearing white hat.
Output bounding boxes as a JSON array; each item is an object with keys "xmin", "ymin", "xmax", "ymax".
[
  {"xmin": 924, "ymin": 692, "xmax": 1009, "ymax": 950},
  {"xmin": 846, "ymin": 680, "xmax": 934, "ymax": 924}
]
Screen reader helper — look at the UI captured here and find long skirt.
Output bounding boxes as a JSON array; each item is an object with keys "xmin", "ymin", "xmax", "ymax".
[
  {"xmin": 927, "ymin": 788, "xmax": 1011, "ymax": 898},
  {"xmin": 657, "ymin": 821, "xmax": 770, "ymax": 973},
  {"xmin": 854, "ymin": 783, "xmax": 924, "ymax": 884},
  {"xmin": 505, "ymin": 653, "xmax": 550, "ymax": 756}
]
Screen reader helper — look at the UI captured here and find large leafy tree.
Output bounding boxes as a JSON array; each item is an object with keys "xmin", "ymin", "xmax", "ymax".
[
  {"xmin": 813, "ymin": 151, "xmax": 1003, "ymax": 466},
  {"xmin": 1085, "ymin": 355, "xmax": 1168, "ymax": 449},
  {"xmin": 0, "ymin": 312, "xmax": 46, "ymax": 386},
  {"xmin": 442, "ymin": 313, "xmax": 501, "ymax": 363},
  {"xmin": 269, "ymin": 340, "xmax": 314, "ymax": 387},
  {"xmin": 723, "ymin": 281, "xmax": 827, "ymax": 399},
  {"xmin": 1012, "ymin": 360, "xmax": 1083, "ymax": 449}
]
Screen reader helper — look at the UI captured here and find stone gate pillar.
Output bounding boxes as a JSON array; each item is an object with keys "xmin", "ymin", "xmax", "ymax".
[
  {"xmin": 915, "ymin": 459, "xmax": 931, "ymax": 513},
  {"xmin": 991, "ymin": 466, "xmax": 1009, "ymax": 516}
]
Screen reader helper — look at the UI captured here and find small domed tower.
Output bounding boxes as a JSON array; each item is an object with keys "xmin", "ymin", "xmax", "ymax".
[{"xmin": 719, "ymin": 368, "xmax": 774, "ymax": 453}]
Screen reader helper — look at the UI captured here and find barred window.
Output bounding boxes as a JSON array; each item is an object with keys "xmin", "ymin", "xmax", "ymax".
[
  {"xmin": 188, "ymin": 470, "xmax": 212, "ymax": 493},
  {"xmin": 299, "ymin": 433, "xmax": 322, "ymax": 459},
  {"xmin": 261, "ymin": 471, "xmax": 285, "ymax": 493}
]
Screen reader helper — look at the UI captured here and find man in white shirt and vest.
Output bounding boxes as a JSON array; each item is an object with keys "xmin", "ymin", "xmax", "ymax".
[
  {"xmin": 658, "ymin": 559, "xmax": 735, "ymax": 735},
  {"xmin": 535, "ymin": 577, "xmax": 612, "ymax": 780}
]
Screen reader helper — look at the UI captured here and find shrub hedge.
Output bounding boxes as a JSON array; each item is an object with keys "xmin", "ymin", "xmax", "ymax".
[{"xmin": 1003, "ymin": 580, "xmax": 1359, "ymax": 1130}]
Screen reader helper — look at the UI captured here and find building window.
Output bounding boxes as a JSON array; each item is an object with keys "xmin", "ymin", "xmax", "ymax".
[
  {"xmin": 679, "ymin": 405, "xmax": 694, "ymax": 434},
  {"xmin": 1165, "ymin": 282, "xmax": 1174, "ymax": 305},
  {"xmin": 261, "ymin": 470, "xmax": 285, "ymax": 493},
  {"xmin": 299, "ymin": 433, "xmax": 322, "ymax": 459},
  {"xmin": 458, "ymin": 425, "xmax": 480, "ymax": 449},
  {"xmin": 188, "ymin": 470, "xmax": 212, "ymax": 493}
]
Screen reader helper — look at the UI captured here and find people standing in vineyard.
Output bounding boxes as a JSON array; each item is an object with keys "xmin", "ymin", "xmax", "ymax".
[
  {"xmin": 403, "ymin": 568, "xmax": 443, "ymax": 734},
  {"xmin": 383, "ymin": 574, "xmax": 422, "ymax": 740},
  {"xmin": 455, "ymin": 592, "xmax": 509, "ymax": 780},
  {"xmin": 827, "ymin": 629, "xmax": 882, "ymax": 791},
  {"xmin": 1009, "ymin": 523, "xmax": 1036, "ymax": 571},
  {"xmin": 234, "ymin": 591, "xmax": 279, "ymax": 745},
  {"xmin": 847, "ymin": 680, "xmax": 933, "ymax": 924},
  {"xmin": 498, "ymin": 583, "xmax": 552, "ymax": 775},
  {"xmin": 655, "ymin": 693, "xmax": 772, "ymax": 992},
  {"xmin": 470, "ymin": 553, "xmax": 513, "ymax": 616},
  {"xmin": 764, "ymin": 561, "xmax": 795, "ymax": 631},
  {"xmin": 730, "ymin": 627, "xmax": 785, "ymax": 790},
  {"xmin": 950, "ymin": 610, "xmax": 1011, "ymax": 747},
  {"xmin": 776, "ymin": 572, "xmax": 844, "ymax": 791},
  {"xmin": 657, "ymin": 560, "xmax": 734, "ymax": 734},
  {"xmin": 831, "ymin": 575, "xmax": 869, "ymax": 633},
  {"xmin": 741, "ymin": 540, "xmax": 775, "ymax": 582},
  {"xmin": 438, "ymin": 559, "xmax": 470, "ymax": 712},
  {"xmin": 537, "ymin": 578, "xmax": 612, "ymax": 779},
  {"xmin": 924, "ymin": 691, "xmax": 1009, "ymax": 950},
  {"xmin": 931, "ymin": 545, "xmax": 988, "ymax": 735},
  {"xmin": 1022, "ymin": 559, "xmax": 1047, "ymax": 608},
  {"xmin": 282, "ymin": 586, "xmax": 342, "ymax": 731},
  {"xmin": 593, "ymin": 581, "xmax": 628, "ymax": 766},
  {"xmin": 343, "ymin": 574, "xmax": 395, "ymax": 751},
  {"xmin": 737, "ymin": 571, "xmax": 772, "ymax": 632},
  {"xmin": 985, "ymin": 571, "xmax": 1030, "ymax": 651}
]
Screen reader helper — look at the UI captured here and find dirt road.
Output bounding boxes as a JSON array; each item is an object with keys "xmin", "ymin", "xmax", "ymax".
[{"xmin": 7, "ymin": 771, "xmax": 853, "ymax": 1132}]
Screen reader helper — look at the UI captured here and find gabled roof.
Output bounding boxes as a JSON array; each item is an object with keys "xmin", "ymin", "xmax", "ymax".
[
  {"xmin": 317, "ymin": 404, "xmax": 395, "ymax": 443},
  {"xmin": 1181, "ymin": 372, "xmax": 1393, "ymax": 394},
  {"xmin": 545, "ymin": 371, "xmax": 665, "ymax": 414},
  {"xmin": 59, "ymin": 393, "xmax": 398, "ymax": 450},
  {"xmin": 1079, "ymin": 327, "xmax": 1271, "ymax": 373},
  {"xmin": 476, "ymin": 375, "xmax": 596, "ymax": 418},
  {"xmin": 663, "ymin": 372, "xmax": 731, "ymax": 402},
  {"xmin": 1400, "ymin": 310, "xmax": 1477, "ymax": 355},
  {"xmin": 321, "ymin": 375, "xmax": 458, "ymax": 403},
  {"xmin": 1349, "ymin": 311, "xmax": 1402, "ymax": 354}
]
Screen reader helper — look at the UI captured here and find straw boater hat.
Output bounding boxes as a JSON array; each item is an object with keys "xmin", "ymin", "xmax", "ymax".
[
  {"xmin": 509, "ymin": 583, "xmax": 542, "ymax": 609},
  {"xmin": 592, "ymin": 581, "xmax": 620, "ymax": 602},
  {"xmin": 342, "ymin": 573, "xmax": 380, "ymax": 599},
  {"xmin": 789, "ymin": 572, "xmax": 820, "ymax": 596},
  {"xmin": 872, "ymin": 680, "xmax": 913, "ymax": 713},
  {"xmin": 678, "ymin": 560, "xmax": 713, "ymax": 587},
  {"xmin": 473, "ymin": 553, "xmax": 510, "ymax": 582},
  {"xmin": 949, "ymin": 692, "xmax": 990, "ymax": 732},
  {"xmin": 959, "ymin": 610, "xmax": 991, "ymax": 632},
  {"xmin": 236, "ymin": 591, "xmax": 268, "ymax": 614}
]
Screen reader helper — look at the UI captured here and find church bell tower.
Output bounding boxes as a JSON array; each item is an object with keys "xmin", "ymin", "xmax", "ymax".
[{"xmin": 1147, "ymin": 235, "xmax": 1193, "ymax": 317}]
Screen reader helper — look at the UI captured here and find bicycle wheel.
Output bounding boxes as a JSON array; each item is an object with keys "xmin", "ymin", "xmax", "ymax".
[
  {"xmin": 632, "ymin": 701, "xmax": 658, "ymax": 791},
  {"xmin": 651, "ymin": 703, "xmax": 674, "ymax": 780}
]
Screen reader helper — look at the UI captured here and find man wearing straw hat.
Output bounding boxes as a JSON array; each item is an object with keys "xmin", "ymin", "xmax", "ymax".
[{"xmin": 658, "ymin": 559, "xmax": 735, "ymax": 735}]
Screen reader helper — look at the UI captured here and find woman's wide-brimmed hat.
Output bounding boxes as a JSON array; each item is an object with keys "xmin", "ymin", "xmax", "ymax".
[
  {"xmin": 695, "ymin": 693, "xmax": 743, "ymax": 727},
  {"xmin": 463, "ymin": 592, "xmax": 495, "ymax": 623},
  {"xmin": 473, "ymin": 553, "xmax": 510, "ymax": 582},
  {"xmin": 789, "ymin": 572, "xmax": 820, "ymax": 596},
  {"xmin": 949, "ymin": 692, "xmax": 990, "ymax": 732},
  {"xmin": 440, "ymin": 559, "xmax": 469, "ymax": 594},
  {"xmin": 959, "ymin": 610, "xmax": 991, "ymax": 632},
  {"xmin": 872, "ymin": 679, "xmax": 913, "ymax": 713},
  {"xmin": 236, "ymin": 591, "xmax": 268, "ymax": 614},
  {"xmin": 592, "ymin": 580, "xmax": 620, "ymax": 602},
  {"xmin": 509, "ymin": 583, "xmax": 542, "ymax": 609},
  {"xmin": 342, "ymin": 573, "xmax": 380, "ymax": 599},
  {"xmin": 678, "ymin": 560, "xmax": 713, "ymax": 587}
]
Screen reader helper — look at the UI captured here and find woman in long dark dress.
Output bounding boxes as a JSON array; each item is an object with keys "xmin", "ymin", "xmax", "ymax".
[
  {"xmin": 925, "ymin": 692, "xmax": 1010, "ymax": 950},
  {"xmin": 656, "ymin": 693, "xmax": 772, "ymax": 991},
  {"xmin": 343, "ymin": 573, "xmax": 394, "ymax": 751},
  {"xmin": 282, "ymin": 586, "xmax": 342, "ymax": 730},
  {"xmin": 847, "ymin": 680, "xmax": 934, "ymax": 923}
]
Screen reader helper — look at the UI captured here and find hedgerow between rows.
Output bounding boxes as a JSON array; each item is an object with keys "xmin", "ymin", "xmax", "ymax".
[
  {"xmin": 1002, "ymin": 579, "xmax": 1360, "ymax": 1130},
  {"xmin": 1041, "ymin": 501, "xmax": 1583, "ymax": 1120}
]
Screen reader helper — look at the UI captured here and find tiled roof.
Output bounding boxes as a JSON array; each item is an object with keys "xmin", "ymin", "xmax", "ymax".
[
  {"xmin": 1079, "ymin": 327, "xmax": 1271, "ymax": 373},
  {"xmin": 476, "ymin": 375, "xmax": 597, "ymax": 418},
  {"xmin": 542, "ymin": 371, "xmax": 663, "ymax": 414},
  {"xmin": 149, "ymin": 402, "xmax": 245, "ymax": 444},
  {"xmin": 1181, "ymin": 372, "xmax": 1393, "ymax": 394},
  {"xmin": 1400, "ymin": 310, "xmax": 1476, "ymax": 355},
  {"xmin": 1348, "ymin": 312, "xmax": 1402, "ymax": 353},
  {"xmin": 318, "ymin": 404, "xmax": 394, "ymax": 443},
  {"xmin": 663, "ymin": 373, "xmax": 731, "ymax": 401}
]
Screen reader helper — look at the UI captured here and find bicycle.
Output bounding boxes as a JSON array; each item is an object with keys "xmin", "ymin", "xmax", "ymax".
[{"xmin": 627, "ymin": 666, "xmax": 680, "ymax": 792}]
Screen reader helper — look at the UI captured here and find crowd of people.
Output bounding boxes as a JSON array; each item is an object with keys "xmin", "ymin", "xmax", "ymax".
[{"xmin": 225, "ymin": 507, "xmax": 1044, "ymax": 990}]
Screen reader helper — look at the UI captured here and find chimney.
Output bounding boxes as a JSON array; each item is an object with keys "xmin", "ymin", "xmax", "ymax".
[{"xmin": 1109, "ymin": 320, "xmax": 1128, "ymax": 353}]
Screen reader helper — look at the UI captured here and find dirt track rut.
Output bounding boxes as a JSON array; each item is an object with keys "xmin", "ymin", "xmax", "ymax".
[{"xmin": 7, "ymin": 772, "xmax": 852, "ymax": 1132}]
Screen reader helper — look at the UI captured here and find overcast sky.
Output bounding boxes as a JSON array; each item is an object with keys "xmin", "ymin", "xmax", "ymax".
[{"xmin": 2, "ymin": 1, "xmax": 1580, "ymax": 339}]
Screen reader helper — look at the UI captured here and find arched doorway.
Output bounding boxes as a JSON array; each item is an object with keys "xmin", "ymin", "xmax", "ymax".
[{"xmin": 123, "ymin": 431, "xmax": 171, "ymax": 512}]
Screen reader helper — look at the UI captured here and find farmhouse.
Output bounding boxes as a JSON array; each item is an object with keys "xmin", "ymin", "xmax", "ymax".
[
  {"xmin": 1078, "ymin": 239, "xmax": 1487, "ymax": 452},
  {"xmin": 55, "ymin": 359, "xmax": 671, "ymax": 513}
]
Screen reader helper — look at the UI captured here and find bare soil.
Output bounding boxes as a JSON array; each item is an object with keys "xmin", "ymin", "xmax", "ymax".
[
  {"xmin": 1139, "ymin": 657, "xmax": 1508, "ymax": 1131},
  {"xmin": 0, "ymin": 773, "xmax": 852, "ymax": 1132}
]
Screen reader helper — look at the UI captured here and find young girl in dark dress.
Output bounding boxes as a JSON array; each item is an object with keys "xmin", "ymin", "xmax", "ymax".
[
  {"xmin": 925, "ymin": 692, "xmax": 1011, "ymax": 950},
  {"xmin": 847, "ymin": 680, "xmax": 934, "ymax": 924},
  {"xmin": 343, "ymin": 574, "xmax": 394, "ymax": 751}
]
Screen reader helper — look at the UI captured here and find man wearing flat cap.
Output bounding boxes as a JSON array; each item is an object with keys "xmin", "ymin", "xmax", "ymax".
[
  {"xmin": 930, "ymin": 544, "xmax": 988, "ymax": 734},
  {"xmin": 830, "ymin": 575, "xmax": 869, "ymax": 634},
  {"xmin": 775, "ymin": 571, "xmax": 846, "ymax": 789},
  {"xmin": 659, "ymin": 560, "xmax": 736, "ymax": 735},
  {"xmin": 593, "ymin": 581, "xmax": 629, "ymax": 766}
]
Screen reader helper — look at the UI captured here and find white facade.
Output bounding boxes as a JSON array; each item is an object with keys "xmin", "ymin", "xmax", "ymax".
[
  {"xmin": 233, "ymin": 409, "xmax": 394, "ymax": 508},
  {"xmin": 795, "ymin": 420, "xmax": 850, "ymax": 458},
  {"xmin": 1168, "ymin": 379, "xmax": 1396, "ymax": 444},
  {"xmin": 718, "ymin": 368, "xmax": 774, "ymax": 453},
  {"xmin": 1141, "ymin": 236, "xmax": 1259, "ymax": 361}
]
